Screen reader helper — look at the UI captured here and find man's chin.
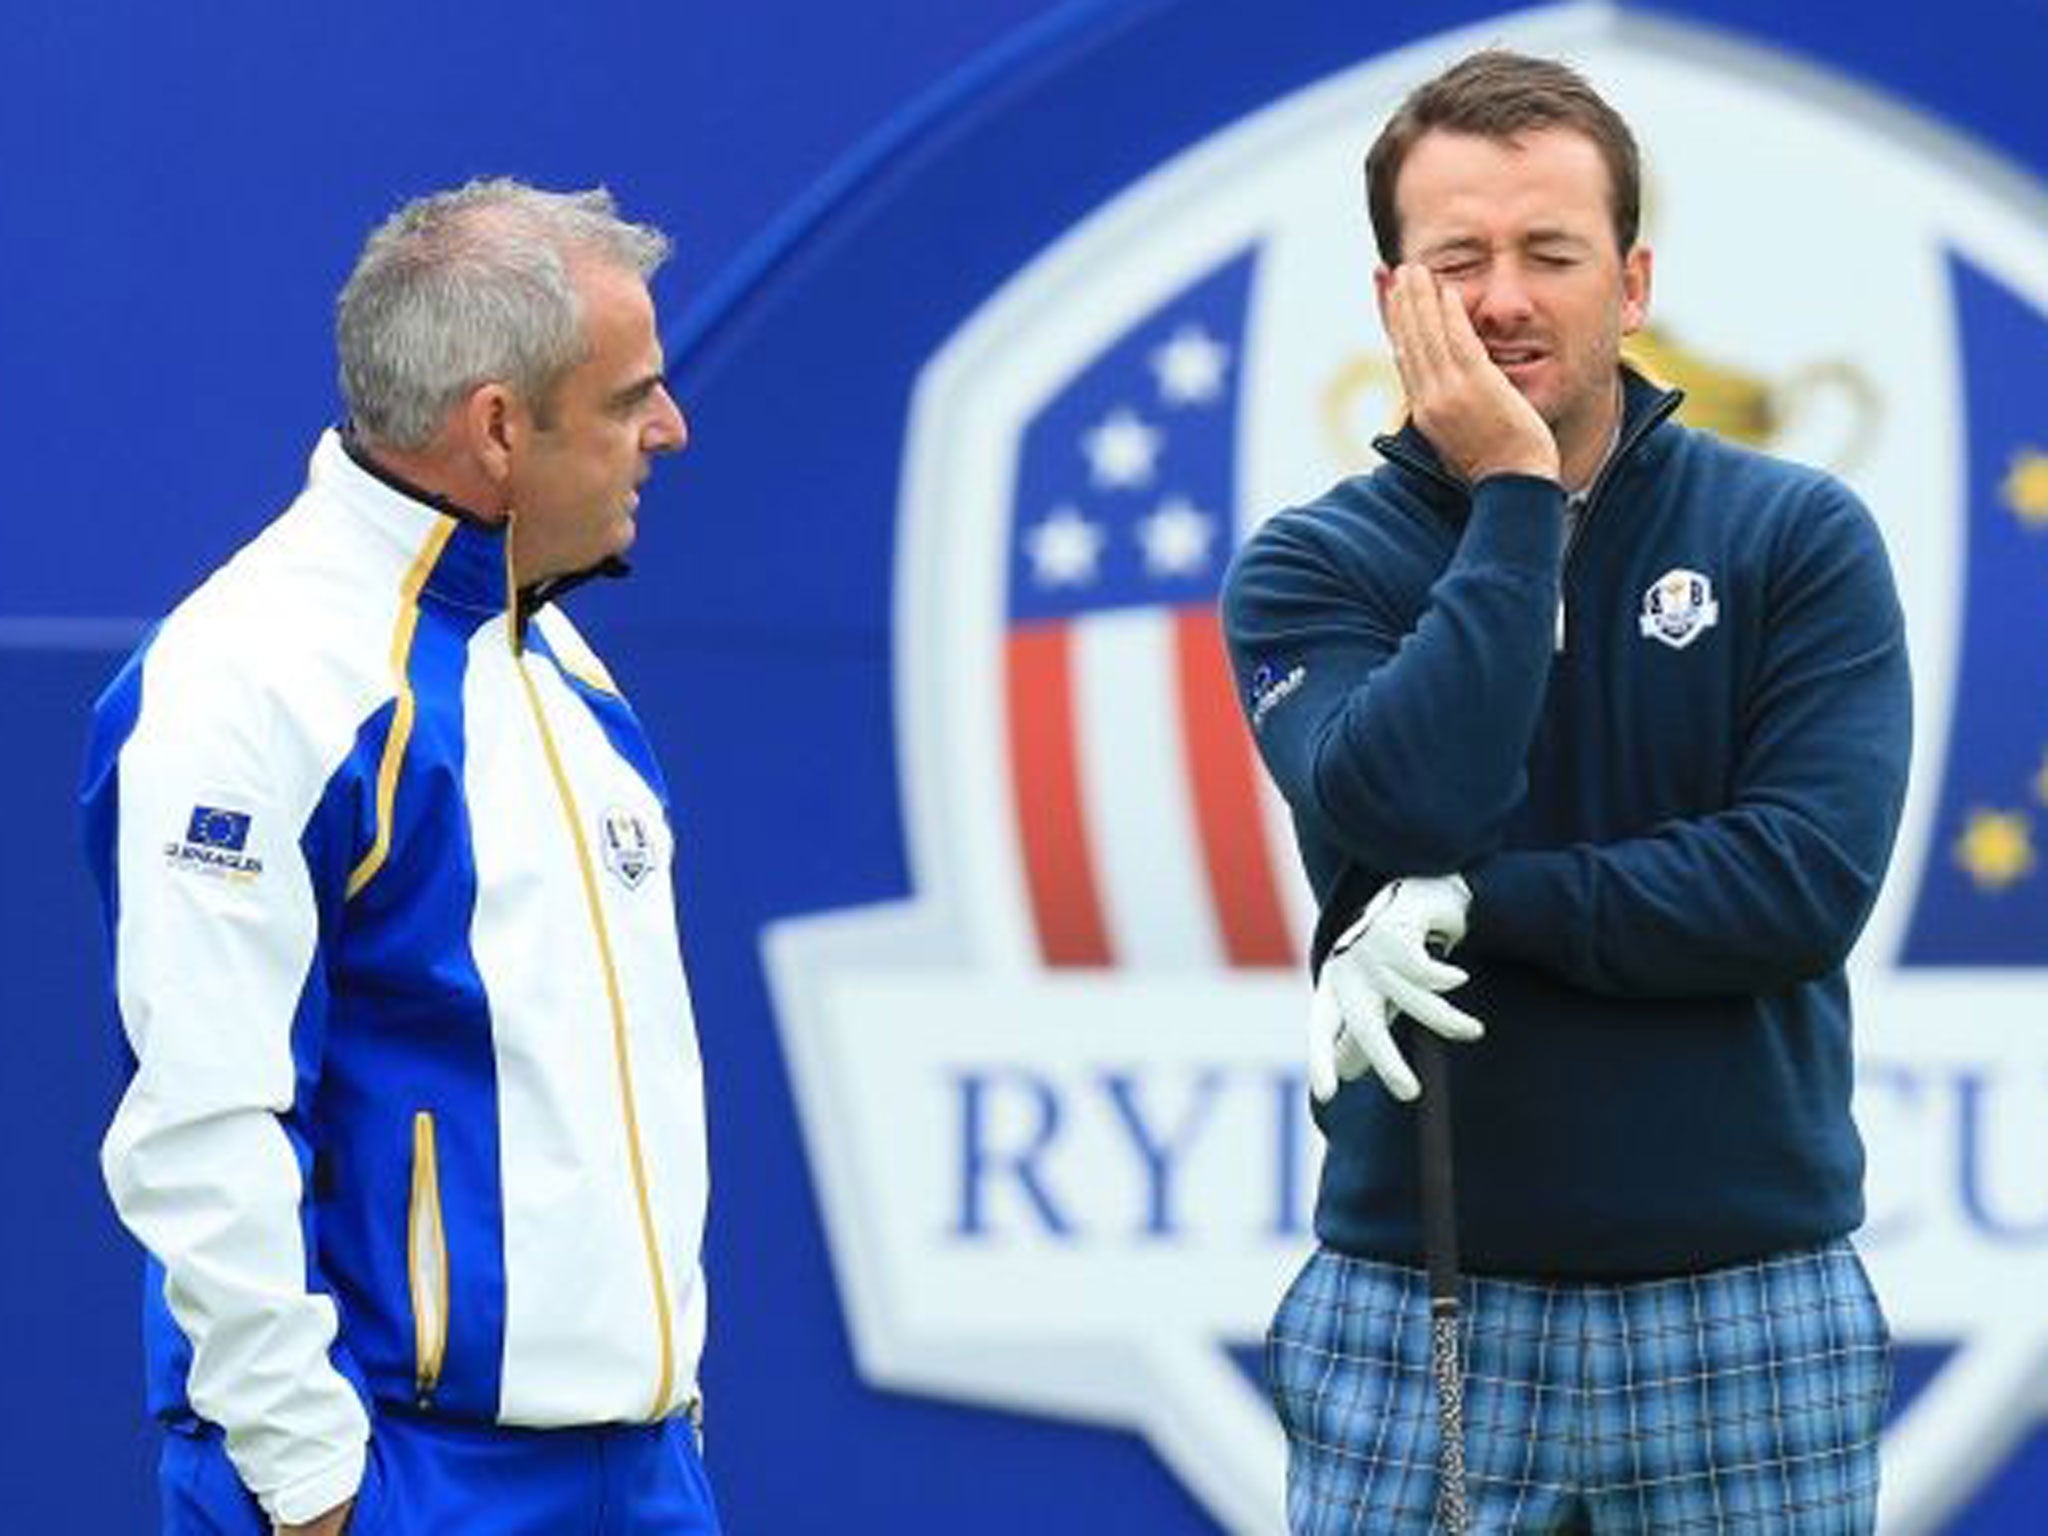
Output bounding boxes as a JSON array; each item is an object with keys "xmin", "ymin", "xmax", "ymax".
[{"xmin": 1504, "ymin": 369, "xmax": 1562, "ymax": 418}]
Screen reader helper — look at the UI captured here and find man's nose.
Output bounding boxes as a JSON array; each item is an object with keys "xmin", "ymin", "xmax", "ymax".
[
  {"xmin": 648, "ymin": 385, "xmax": 689, "ymax": 454},
  {"xmin": 1469, "ymin": 262, "xmax": 1534, "ymax": 328}
]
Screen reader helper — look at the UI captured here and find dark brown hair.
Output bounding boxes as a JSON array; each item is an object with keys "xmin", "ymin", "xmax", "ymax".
[{"xmin": 1364, "ymin": 49, "xmax": 1641, "ymax": 264}]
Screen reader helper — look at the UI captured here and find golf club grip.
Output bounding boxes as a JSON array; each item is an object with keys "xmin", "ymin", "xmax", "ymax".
[{"xmin": 1411, "ymin": 1025, "xmax": 1460, "ymax": 1302}]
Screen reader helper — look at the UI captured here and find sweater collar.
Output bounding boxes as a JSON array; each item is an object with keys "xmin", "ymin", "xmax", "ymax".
[{"xmin": 1372, "ymin": 365, "xmax": 1685, "ymax": 505}]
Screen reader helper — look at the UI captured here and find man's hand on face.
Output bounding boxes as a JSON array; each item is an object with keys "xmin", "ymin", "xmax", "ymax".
[
  {"xmin": 275, "ymin": 1498, "xmax": 352, "ymax": 1536},
  {"xmin": 1384, "ymin": 263, "xmax": 1561, "ymax": 486}
]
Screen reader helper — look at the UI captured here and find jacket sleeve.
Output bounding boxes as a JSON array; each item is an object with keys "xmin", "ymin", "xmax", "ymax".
[
  {"xmin": 1464, "ymin": 484, "xmax": 1911, "ymax": 995},
  {"xmin": 1222, "ymin": 473, "xmax": 1566, "ymax": 877},
  {"xmin": 86, "ymin": 639, "xmax": 369, "ymax": 1525}
]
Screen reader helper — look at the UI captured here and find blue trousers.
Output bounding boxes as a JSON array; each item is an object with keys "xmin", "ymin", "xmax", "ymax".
[{"xmin": 160, "ymin": 1408, "xmax": 722, "ymax": 1535}]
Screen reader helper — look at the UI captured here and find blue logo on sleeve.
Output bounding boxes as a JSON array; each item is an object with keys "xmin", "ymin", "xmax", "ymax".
[
  {"xmin": 185, "ymin": 805, "xmax": 252, "ymax": 851},
  {"xmin": 164, "ymin": 804, "xmax": 263, "ymax": 881}
]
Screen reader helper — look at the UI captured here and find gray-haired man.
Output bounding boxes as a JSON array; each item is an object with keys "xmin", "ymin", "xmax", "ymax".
[{"xmin": 84, "ymin": 179, "xmax": 717, "ymax": 1535}]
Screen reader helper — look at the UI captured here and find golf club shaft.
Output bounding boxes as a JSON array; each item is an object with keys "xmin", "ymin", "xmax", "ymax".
[{"xmin": 1412, "ymin": 1026, "xmax": 1469, "ymax": 1535}]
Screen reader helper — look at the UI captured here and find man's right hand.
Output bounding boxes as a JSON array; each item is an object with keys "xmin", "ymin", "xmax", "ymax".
[
  {"xmin": 1383, "ymin": 263, "xmax": 1560, "ymax": 485},
  {"xmin": 275, "ymin": 1498, "xmax": 352, "ymax": 1536}
]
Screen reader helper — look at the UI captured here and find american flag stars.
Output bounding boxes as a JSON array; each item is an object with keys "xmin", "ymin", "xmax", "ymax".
[
  {"xmin": 1082, "ymin": 407, "xmax": 1164, "ymax": 489},
  {"xmin": 1150, "ymin": 323, "xmax": 1230, "ymax": 406},
  {"xmin": 1137, "ymin": 496, "xmax": 1218, "ymax": 577},
  {"xmin": 1023, "ymin": 505, "xmax": 1108, "ymax": 587},
  {"xmin": 1020, "ymin": 319, "xmax": 1234, "ymax": 598},
  {"xmin": 1023, "ymin": 494, "xmax": 1218, "ymax": 589}
]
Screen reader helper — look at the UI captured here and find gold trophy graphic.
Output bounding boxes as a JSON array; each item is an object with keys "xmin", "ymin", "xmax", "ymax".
[{"xmin": 1625, "ymin": 325, "xmax": 1879, "ymax": 468}]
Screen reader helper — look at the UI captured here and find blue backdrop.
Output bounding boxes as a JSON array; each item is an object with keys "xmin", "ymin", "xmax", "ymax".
[{"xmin": 7, "ymin": 3, "xmax": 2045, "ymax": 1531}]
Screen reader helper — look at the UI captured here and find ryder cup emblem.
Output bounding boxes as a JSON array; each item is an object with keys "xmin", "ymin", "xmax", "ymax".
[
  {"xmin": 598, "ymin": 806, "xmax": 654, "ymax": 889},
  {"xmin": 1639, "ymin": 567, "xmax": 1720, "ymax": 649}
]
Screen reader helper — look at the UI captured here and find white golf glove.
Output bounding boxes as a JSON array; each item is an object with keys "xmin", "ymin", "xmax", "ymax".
[{"xmin": 1309, "ymin": 874, "xmax": 1483, "ymax": 1103}]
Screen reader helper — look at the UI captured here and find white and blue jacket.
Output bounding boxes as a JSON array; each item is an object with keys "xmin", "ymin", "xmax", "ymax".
[{"xmin": 82, "ymin": 432, "xmax": 709, "ymax": 1525}]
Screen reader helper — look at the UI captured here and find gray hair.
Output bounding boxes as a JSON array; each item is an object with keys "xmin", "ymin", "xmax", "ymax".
[{"xmin": 337, "ymin": 178, "xmax": 672, "ymax": 449}]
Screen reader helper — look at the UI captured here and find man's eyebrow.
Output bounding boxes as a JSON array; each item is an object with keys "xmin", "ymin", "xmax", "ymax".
[
  {"xmin": 1415, "ymin": 235, "xmax": 1490, "ymax": 260},
  {"xmin": 608, "ymin": 370, "xmax": 668, "ymax": 409},
  {"xmin": 1525, "ymin": 228, "xmax": 1593, "ymax": 250}
]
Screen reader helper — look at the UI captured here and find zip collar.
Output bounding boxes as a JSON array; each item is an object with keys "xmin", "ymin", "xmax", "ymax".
[
  {"xmin": 515, "ymin": 558, "xmax": 631, "ymax": 631},
  {"xmin": 331, "ymin": 427, "xmax": 632, "ymax": 624},
  {"xmin": 340, "ymin": 427, "xmax": 500, "ymax": 531},
  {"xmin": 1370, "ymin": 366, "xmax": 1685, "ymax": 518}
]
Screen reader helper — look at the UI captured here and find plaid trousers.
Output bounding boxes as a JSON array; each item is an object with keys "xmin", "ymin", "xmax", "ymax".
[{"xmin": 1267, "ymin": 1240, "xmax": 1890, "ymax": 1534}]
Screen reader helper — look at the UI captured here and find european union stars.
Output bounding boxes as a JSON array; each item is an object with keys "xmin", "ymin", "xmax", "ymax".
[
  {"xmin": 186, "ymin": 805, "xmax": 251, "ymax": 851},
  {"xmin": 164, "ymin": 804, "xmax": 263, "ymax": 882},
  {"xmin": 1952, "ymin": 446, "xmax": 2048, "ymax": 896}
]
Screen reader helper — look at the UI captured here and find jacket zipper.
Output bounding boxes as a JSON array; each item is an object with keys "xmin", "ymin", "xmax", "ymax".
[
  {"xmin": 408, "ymin": 1110, "xmax": 450, "ymax": 1405},
  {"xmin": 1560, "ymin": 391, "xmax": 1685, "ymax": 568},
  {"xmin": 1555, "ymin": 393, "xmax": 1683, "ymax": 652},
  {"xmin": 504, "ymin": 557, "xmax": 678, "ymax": 1422}
]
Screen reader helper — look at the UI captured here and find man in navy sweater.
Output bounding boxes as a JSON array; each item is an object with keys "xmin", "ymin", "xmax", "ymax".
[{"xmin": 1223, "ymin": 50, "xmax": 1910, "ymax": 1534}]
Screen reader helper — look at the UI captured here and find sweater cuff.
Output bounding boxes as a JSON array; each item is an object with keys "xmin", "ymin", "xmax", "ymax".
[
  {"xmin": 1464, "ymin": 849, "xmax": 1559, "ymax": 965},
  {"xmin": 1459, "ymin": 474, "xmax": 1566, "ymax": 574}
]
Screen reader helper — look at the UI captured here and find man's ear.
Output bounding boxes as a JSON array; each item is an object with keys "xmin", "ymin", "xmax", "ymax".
[
  {"xmin": 1372, "ymin": 264, "xmax": 1397, "ymax": 327},
  {"xmin": 1620, "ymin": 244, "xmax": 1653, "ymax": 336},
  {"xmin": 460, "ymin": 383, "xmax": 520, "ymax": 486}
]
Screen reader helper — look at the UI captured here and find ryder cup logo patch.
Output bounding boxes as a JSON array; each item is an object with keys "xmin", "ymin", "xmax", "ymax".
[
  {"xmin": 598, "ymin": 806, "xmax": 655, "ymax": 889},
  {"xmin": 761, "ymin": 8, "xmax": 2048, "ymax": 1533},
  {"xmin": 1639, "ymin": 567, "xmax": 1720, "ymax": 648}
]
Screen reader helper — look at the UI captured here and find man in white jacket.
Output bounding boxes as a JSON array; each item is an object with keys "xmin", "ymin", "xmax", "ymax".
[{"xmin": 82, "ymin": 179, "xmax": 716, "ymax": 1535}]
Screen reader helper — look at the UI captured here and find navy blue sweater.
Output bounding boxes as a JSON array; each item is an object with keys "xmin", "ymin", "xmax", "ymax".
[{"xmin": 1222, "ymin": 371, "xmax": 1911, "ymax": 1277}]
